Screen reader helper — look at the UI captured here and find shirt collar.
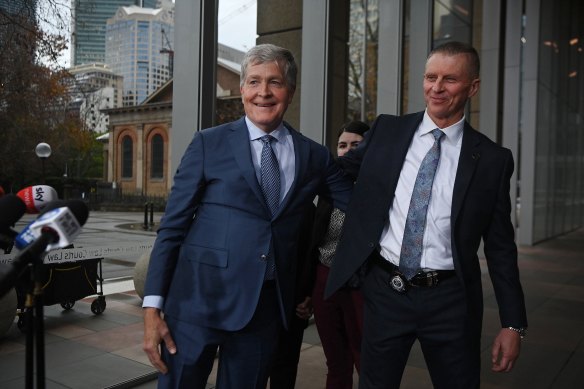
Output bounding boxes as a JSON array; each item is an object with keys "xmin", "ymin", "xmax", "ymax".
[
  {"xmin": 246, "ymin": 117, "xmax": 288, "ymax": 142},
  {"xmin": 420, "ymin": 110, "xmax": 464, "ymax": 144}
]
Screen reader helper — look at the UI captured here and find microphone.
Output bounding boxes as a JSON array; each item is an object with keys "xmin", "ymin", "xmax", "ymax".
[
  {"xmin": 0, "ymin": 195, "xmax": 27, "ymax": 254},
  {"xmin": 16, "ymin": 185, "xmax": 59, "ymax": 214},
  {"xmin": 14, "ymin": 200, "xmax": 85, "ymax": 250},
  {"xmin": 0, "ymin": 200, "xmax": 89, "ymax": 299}
]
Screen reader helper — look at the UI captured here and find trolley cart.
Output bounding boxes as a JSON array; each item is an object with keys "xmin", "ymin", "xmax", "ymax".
[{"xmin": 16, "ymin": 257, "xmax": 106, "ymax": 331}]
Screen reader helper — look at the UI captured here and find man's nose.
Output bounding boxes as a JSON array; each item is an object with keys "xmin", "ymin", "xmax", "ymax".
[
  {"xmin": 258, "ymin": 81, "xmax": 271, "ymax": 96},
  {"xmin": 432, "ymin": 79, "xmax": 444, "ymax": 92}
]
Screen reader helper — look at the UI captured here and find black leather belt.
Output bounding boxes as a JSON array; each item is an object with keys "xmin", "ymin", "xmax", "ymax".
[{"xmin": 371, "ymin": 251, "xmax": 455, "ymax": 293}]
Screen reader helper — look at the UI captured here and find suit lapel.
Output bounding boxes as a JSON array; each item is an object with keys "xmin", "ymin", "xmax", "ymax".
[
  {"xmin": 228, "ymin": 118, "xmax": 270, "ymax": 215},
  {"xmin": 378, "ymin": 113, "xmax": 423, "ymax": 201},
  {"xmin": 277, "ymin": 123, "xmax": 309, "ymax": 216},
  {"xmin": 451, "ymin": 123, "xmax": 482, "ymax": 224}
]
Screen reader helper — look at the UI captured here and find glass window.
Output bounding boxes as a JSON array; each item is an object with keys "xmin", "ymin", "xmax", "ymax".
[
  {"xmin": 347, "ymin": 0, "xmax": 379, "ymax": 123},
  {"xmin": 151, "ymin": 134, "xmax": 164, "ymax": 179},
  {"xmin": 122, "ymin": 136, "xmax": 133, "ymax": 178},
  {"xmin": 433, "ymin": 0, "xmax": 472, "ymax": 47}
]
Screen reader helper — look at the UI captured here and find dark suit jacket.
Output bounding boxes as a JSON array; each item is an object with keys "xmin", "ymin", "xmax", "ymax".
[
  {"xmin": 144, "ymin": 117, "xmax": 353, "ymax": 331},
  {"xmin": 326, "ymin": 112, "xmax": 527, "ymax": 329}
]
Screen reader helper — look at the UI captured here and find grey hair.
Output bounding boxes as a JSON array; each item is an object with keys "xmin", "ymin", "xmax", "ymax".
[{"xmin": 240, "ymin": 44, "xmax": 297, "ymax": 89}]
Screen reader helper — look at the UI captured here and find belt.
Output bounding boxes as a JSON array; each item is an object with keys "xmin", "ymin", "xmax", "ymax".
[{"xmin": 371, "ymin": 251, "xmax": 455, "ymax": 293}]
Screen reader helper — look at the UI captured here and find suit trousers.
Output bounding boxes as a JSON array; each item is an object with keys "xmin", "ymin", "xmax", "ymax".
[
  {"xmin": 359, "ymin": 259, "xmax": 480, "ymax": 389},
  {"xmin": 313, "ymin": 264, "xmax": 364, "ymax": 389},
  {"xmin": 159, "ymin": 283, "xmax": 282, "ymax": 389},
  {"xmin": 268, "ymin": 315, "xmax": 308, "ymax": 389}
]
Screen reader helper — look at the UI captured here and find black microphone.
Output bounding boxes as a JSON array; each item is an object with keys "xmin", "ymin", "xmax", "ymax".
[
  {"xmin": 0, "ymin": 200, "xmax": 89, "ymax": 299},
  {"xmin": 0, "ymin": 194, "xmax": 27, "ymax": 253}
]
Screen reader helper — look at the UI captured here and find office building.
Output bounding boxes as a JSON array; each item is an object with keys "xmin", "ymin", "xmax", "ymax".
[
  {"xmin": 105, "ymin": 5, "xmax": 174, "ymax": 106},
  {"xmin": 68, "ymin": 63, "xmax": 123, "ymax": 133},
  {"xmin": 70, "ymin": 0, "xmax": 158, "ymax": 66}
]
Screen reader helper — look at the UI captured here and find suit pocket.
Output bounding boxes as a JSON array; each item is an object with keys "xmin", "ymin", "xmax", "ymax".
[{"xmin": 182, "ymin": 243, "xmax": 228, "ymax": 268}]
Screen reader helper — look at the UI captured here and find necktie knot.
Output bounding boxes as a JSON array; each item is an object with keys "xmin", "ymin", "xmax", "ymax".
[
  {"xmin": 431, "ymin": 128, "xmax": 445, "ymax": 142},
  {"xmin": 260, "ymin": 134, "xmax": 277, "ymax": 145}
]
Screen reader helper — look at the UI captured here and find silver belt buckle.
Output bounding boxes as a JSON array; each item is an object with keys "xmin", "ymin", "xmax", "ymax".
[{"xmin": 389, "ymin": 272, "xmax": 408, "ymax": 294}]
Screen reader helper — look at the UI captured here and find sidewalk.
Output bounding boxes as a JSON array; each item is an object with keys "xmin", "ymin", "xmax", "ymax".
[{"xmin": 0, "ymin": 213, "xmax": 582, "ymax": 388}]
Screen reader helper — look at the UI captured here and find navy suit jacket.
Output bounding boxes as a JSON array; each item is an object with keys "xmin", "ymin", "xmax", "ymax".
[
  {"xmin": 326, "ymin": 112, "xmax": 527, "ymax": 329},
  {"xmin": 144, "ymin": 117, "xmax": 353, "ymax": 331}
]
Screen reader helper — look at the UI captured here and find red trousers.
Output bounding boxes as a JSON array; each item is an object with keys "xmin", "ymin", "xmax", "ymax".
[{"xmin": 312, "ymin": 264, "xmax": 364, "ymax": 389}]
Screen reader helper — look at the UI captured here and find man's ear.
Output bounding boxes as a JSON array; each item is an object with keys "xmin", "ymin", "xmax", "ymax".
[{"xmin": 469, "ymin": 78, "xmax": 480, "ymax": 98}]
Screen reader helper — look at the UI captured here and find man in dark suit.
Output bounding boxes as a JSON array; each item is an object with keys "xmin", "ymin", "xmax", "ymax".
[
  {"xmin": 142, "ymin": 44, "xmax": 353, "ymax": 389},
  {"xmin": 326, "ymin": 41, "xmax": 528, "ymax": 388}
]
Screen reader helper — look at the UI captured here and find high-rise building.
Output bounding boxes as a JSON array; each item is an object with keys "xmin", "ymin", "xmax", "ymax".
[
  {"xmin": 68, "ymin": 63, "xmax": 123, "ymax": 133},
  {"xmin": 105, "ymin": 5, "xmax": 174, "ymax": 106},
  {"xmin": 71, "ymin": 0, "xmax": 158, "ymax": 66},
  {"xmin": 0, "ymin": 0, "xmax": 37, "ymax": 19}
]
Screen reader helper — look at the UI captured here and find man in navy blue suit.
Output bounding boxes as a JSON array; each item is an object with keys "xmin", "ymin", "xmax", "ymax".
[
  {"xmin": 327, "ymin": 41, "xmax": 528, "ymax": 388},
  {"xmin": 142, "ymin": 44, "xmax": 353, "ymax": 389}
]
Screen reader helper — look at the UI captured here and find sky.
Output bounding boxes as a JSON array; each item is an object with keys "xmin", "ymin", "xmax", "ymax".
[
  {"xmin": 41, "ymin": 0, "xmax": 257, "ymax": 68},
  {"xmin": 218, "ymin": 0, "xmax": 257, "ymax": 51}
]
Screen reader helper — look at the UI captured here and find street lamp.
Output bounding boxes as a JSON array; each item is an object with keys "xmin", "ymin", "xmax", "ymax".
[{"xmin": 35, "ymin": 142, "xmax": 52, "ymax": 184}]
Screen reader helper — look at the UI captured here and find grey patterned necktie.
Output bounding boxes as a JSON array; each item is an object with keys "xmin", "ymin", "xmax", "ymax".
[
  {"xmin": 260, "ymin": 135, "xmax": 280, "ymax": 217},
  {"xmin": 260, "ymin": 135, "xmax": 279, "ymax": 280},
  {"xmin": 399, "ymin": 129, "xmax": 445, "ymax": 280}
]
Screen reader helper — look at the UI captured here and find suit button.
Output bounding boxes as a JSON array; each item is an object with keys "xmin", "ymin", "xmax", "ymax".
[
  {"xmin": 260, "ymin": 254, "xmax": 267, "ymax": 261},
  {"xmin": 368, "ymin": 242, "xmax": 375, "ymax": 248}
]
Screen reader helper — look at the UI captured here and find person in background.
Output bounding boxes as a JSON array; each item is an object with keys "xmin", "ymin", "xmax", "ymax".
[
  {"xmin": 310, "ymin": 120, "xmax": 369, "ymax": 389},
  {"xmin": 142, "ymin": 44, "xmax": 353, "ymax": 389},
  {"xmin": 326, "ymin": 41, "xmax": 528, "ymax": 388}
]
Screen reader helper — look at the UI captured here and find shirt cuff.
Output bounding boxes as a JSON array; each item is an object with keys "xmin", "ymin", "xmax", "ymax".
[{"xmin": 142, "ymin": 295, "xmax": 164, "ymax": 309}]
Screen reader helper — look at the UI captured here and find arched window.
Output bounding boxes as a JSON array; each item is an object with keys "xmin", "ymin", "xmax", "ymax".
[
  {"xmin": 151, "ymin": 134, "xmax": 164, "ymax": 179},
  {"xmin": 122, "ymin": 136, "xmax": 133, "ymax": 178}
]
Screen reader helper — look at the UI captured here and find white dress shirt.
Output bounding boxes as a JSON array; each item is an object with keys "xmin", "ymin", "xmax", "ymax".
[{"xmin": 379, "ymin": 110, "xmax": 464, "ymax": 271}]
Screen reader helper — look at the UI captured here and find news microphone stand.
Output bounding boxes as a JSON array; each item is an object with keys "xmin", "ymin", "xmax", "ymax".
[{"xmin": 22, "ymin": 238, "xmax": 51, "ymax": 389}]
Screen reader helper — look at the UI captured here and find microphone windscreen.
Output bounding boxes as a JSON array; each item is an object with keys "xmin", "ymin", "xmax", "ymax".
[
  {"xmin": 39, "ymin": 200, "xmax": 89, "ymax": 226},
  {"xmin": 16, "ymin": 185, "xmax": 59, "ymax": 213},
  {"xmin": 0, "ymin": 194, "xmax": 26, "ymax": 230}
]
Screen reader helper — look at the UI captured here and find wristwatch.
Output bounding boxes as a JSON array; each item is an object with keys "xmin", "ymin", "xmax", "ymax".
[{"xmin": 507, "ymin": 326, "xmax": 527, "ymax": 339}]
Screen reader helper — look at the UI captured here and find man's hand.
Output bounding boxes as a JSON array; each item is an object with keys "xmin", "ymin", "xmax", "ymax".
[
  {"xmin": 143, "ymin": 307, "xmax": 177, "ymax": 374},
  {"xmin": 491, "ymin": 328, "xmax": 521, "ymax": 372},
  {"xmin": 295, "ymin": 296, "xmax": 313, "ymax": 320}
]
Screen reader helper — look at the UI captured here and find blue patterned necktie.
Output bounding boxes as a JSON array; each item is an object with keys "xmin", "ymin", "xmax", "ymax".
[
  {"xmin": 399, "ymin": 129, "xmax": 445, "ymax": 280},
  {"xmin": 260, "ymin": 135, "xmax": 280, "ymax": 217},
  {"xmin": 260, "ymin": 135, "xmax": 280, "ymax": 280}
]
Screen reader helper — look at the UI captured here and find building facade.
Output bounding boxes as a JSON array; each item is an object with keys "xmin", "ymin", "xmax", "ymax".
[
  {"xmin": 105, "ymin": 5, "xmax": 174, "ymax": 106},
  {"xmin": 68, "ymin": 63, "xmax": 123, "ymax": 133},
  {"xmin": 104, "ymin": 44, "xmax": 244, "ymax": 197},
  {"xmin": 171, "ymin": 0, "xmax": 584, "ymax": 246},
  {"xmin": 70, "ymin": 0, "xmax": 158, "ymax": 66}
]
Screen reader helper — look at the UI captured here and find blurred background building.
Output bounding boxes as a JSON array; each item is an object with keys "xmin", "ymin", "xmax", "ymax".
[
  {"xmin": 105, "ymin": 4, "xmax": 174, "ymax": 106},
  {"xmin": 70, "ymin": 0, "xmax": 158, "ymax": 66}
]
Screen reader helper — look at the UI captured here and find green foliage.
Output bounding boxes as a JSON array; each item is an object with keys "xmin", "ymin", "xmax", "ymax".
[{"xmin": 0, "ymin": 7, "xmax": 102, "ymax": 192}]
